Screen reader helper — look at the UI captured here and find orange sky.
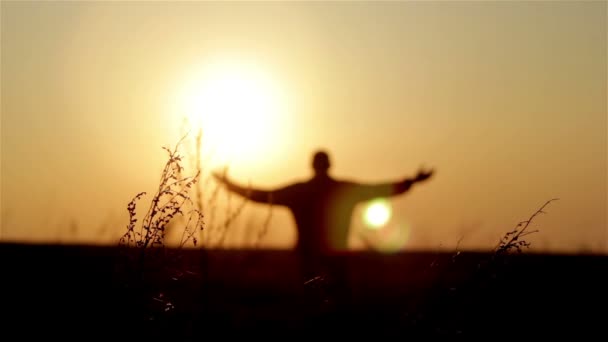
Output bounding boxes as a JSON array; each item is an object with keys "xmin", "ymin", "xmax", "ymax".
[{"xmin": 1, "ymin": 1, "xmax": 606, "ymax": 254}]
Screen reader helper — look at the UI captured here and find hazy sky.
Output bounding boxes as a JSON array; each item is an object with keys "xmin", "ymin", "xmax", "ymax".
[{"xmin": 1, "ymin": 1, "xmax": 606, "ymax": 254}]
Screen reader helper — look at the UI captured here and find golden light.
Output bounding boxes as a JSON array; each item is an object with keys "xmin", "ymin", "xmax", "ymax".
[
  {"xmin": 363, "ymin": 198, "xmax": 392, "ymax": 229},
  {"xmin": 178, "ymin": 61, "xmax": 287, "ymax": 166},
  {"xmin": 375, "ymin": 222, "xmax": 411, "ymax": 253}
]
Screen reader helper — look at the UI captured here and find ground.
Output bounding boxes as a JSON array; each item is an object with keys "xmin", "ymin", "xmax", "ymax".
[{"xmin": 1, "ymin": 243, "xmax": 606, "ymax": 339}]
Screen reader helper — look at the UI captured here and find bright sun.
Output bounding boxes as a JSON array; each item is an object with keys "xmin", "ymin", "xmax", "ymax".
[{"xmin": 178, "ymin": 61, "xmax": 286, "ymax": 165}]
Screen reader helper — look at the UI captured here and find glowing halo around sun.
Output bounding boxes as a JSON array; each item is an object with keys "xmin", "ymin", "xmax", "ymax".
[{"xmin": 177, "ymin": 61, "xmax": 287, "ymax": 166}]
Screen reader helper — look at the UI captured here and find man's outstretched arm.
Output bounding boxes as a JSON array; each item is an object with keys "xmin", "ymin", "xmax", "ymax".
[
  {"xmin": 356, "ymin": 167, "xmax": 435, "ymax": 201},
  {"xmin": 213, "ymin": 172, "xmax": 272, "ymax": 203},
  {"xmin": 213, "ymin": 171, "xmax": 294, "ymax": 205}
]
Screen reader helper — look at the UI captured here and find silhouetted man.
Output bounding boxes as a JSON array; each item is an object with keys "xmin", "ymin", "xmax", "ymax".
[{"xmin": 213, "ymin": 150, "xmax": 434, "ymax": 279}]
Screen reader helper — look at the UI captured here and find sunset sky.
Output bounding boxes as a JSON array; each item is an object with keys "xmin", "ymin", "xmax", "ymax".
[{"xmin": 1, "ymin": 1, "xmax": 606, "ymax": 254}]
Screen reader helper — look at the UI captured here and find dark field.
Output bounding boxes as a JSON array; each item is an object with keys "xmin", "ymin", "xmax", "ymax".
[{"xmin": 1, "ymin": 243, "xmax": 606, "ymax": 339}]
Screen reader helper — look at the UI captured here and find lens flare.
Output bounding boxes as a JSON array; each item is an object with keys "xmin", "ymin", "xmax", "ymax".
[
  {"xmin": 379, "ymin": 222, "xmax": 411, "ymax": 253},
  {"xmin": 372, "ymin": 221, "xmax": 411, "ymax": 253},
  {"xmin": 360, "ymin": 210, "xmax": 412, "ymax": 253},
  {"xmin": 363, "ymin": 198, "xmax": 392, "ymax": 229}
]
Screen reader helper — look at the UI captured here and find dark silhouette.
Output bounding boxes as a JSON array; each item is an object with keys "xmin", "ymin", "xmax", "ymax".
[
  {"xmin": 213, "ymin": 150, "xmax": 434, "ymax": 259},
  {"xmin": 214, "ymin": 150, "xmax": 434, "ymax": 309}
]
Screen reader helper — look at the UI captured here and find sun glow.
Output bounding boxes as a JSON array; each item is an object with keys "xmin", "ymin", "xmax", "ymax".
[{"xmin": 178, "ymin": 61, "xmax": 287, "ymax": 166}]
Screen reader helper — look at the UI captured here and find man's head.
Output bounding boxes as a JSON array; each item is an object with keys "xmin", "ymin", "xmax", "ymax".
[{"xmin": 312, "ymin": 150, "xmax": 331, "ymax": 175}]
